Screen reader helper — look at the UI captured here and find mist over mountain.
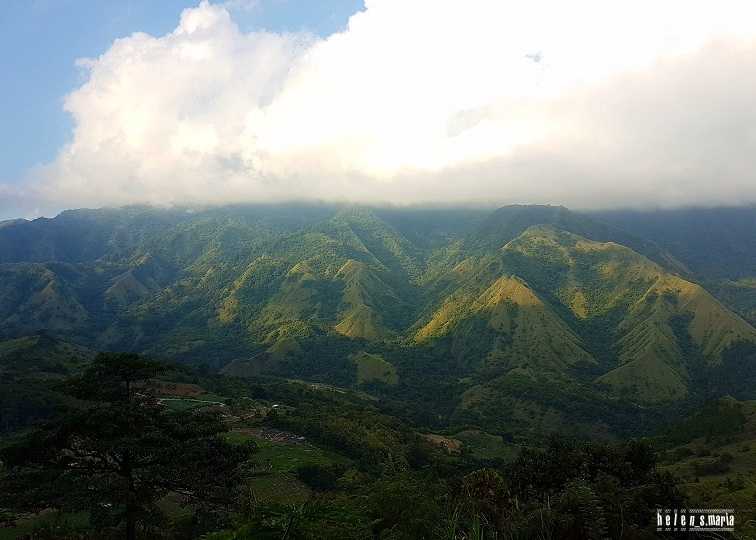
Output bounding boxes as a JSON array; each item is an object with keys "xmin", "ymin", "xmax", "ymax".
[
  {"xmin": 5, "ymin": 0, "xmax": 756, "ymax": 219},
  {"xmin": 2, "ymin": 203, "xmax": 756, "ymax": 538},
  {"xmin": 2, "ymin": 203, "xmax": 755, "ymax": 439}
]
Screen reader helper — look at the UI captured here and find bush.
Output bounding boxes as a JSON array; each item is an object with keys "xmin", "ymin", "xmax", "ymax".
[
  {"xmin": 693, "ymin": 456, "xmax": 731, "ymax": 476},
  {"xmin": 673, "ymin": 447, "xmax": 694, "ymax": 460},
  {"xmin": 296, "ymin": 463, "xmax": 347, "ymax": 491},
  {"xmin": 722, "ymin": 476, "xmax": 746, "ymax": 492}
]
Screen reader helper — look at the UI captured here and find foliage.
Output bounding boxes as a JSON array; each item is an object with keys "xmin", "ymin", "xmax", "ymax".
[
  {"xmin": 665, "ymin": 398, "xmax": 746, "ymax": 445},
  {"xmin": 449, "ymin": 437, "xmax": 686, "ymax": 539},
  {"xmin": 296, "ymin": 463, "xmax": 347, "ymax": 491},
  {"xmin": 2, "ymin": 203, "xmax": 756, "ymax": 537},
  {"xmin": 0, "ymin": 353, "xmax": 255, "ymax": 540}
]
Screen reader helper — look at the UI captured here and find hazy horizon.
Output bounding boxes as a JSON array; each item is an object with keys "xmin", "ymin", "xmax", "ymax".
[
  {"xmin": 4, "ymin": 1, "xmax": 756, "ymax": 219},
  {"xmin": 6, "ymin": 199, "xmax": 756, "ymax": 225}
]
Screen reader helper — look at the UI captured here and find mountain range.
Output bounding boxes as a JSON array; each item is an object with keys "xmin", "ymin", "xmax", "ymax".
[{"xmin": 2, "ymin": 203, "xmax": 755, "ymax": 438}]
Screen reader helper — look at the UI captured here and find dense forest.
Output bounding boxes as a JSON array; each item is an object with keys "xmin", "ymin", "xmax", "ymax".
[{"xmin": 0, "ymin": 353, "xmax": 701, "ymax": 539}]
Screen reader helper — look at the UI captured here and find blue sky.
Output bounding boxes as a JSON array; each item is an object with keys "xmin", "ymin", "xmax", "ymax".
[
  {"xmin": 2, "ymin": 0, "xmax": 755, "ymax": 219},
  {"xmin": 0, "ymin": 0, "xmax": 363, "ymax": 186}
]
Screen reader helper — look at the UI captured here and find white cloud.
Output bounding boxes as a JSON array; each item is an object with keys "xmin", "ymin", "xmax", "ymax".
[{"xmin": 7, "ymin": 0, "xmax": 756, "ymax": 215}]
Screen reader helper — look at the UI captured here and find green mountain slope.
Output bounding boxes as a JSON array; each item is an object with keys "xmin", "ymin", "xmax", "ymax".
[
  {"xmin": 0, "ymin": 263, "xmax": 91, "ymax": 336},
  {"xmin": 468, "ymin": 205, "xmax": 689, "ymax": 274},
  {"xmin": 501, "ymin": 226, "xmax": 756, "ymax": 402},
  {"xmin": 416, "ymin": 274, "xmax": 595, "ymax": 375},
  {"xmin": 0, "ymin": 333, "xmax": 95, "ymax": 378},
  {"xmin": 333, "ymin": 259, "xmax": 402, "ymax": 340},
  {"xmin": 0, "ymin": 203, "xmax": 754, "ymax": 427},
  {"xmin": 412, "ymin": 223, "xmax": 756, "ymax": 406}
]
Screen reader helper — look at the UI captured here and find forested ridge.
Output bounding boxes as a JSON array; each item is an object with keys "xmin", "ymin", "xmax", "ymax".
[{"xmin": 2, "ymin": 203, "xmax": 756, "ymax": 538}]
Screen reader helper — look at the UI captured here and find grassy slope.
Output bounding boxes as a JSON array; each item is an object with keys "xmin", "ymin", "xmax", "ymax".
[
  {"xmin": 416, "ymin": 273, "xmax": 594, "ymax": 376},
  {"xmin": 351, "ymin": 352, "xmax": 398, "ymax": 385},
  {"xmin": 714, "ymin": 277, "xmax": 756, "ymax": 327},
  {"xmin": 0, "ymin": 334, "xmax": 96, "ymax": 377},
  {"xmin": 660, "ymin": 399, "xmax": 756, "ymax": 538},
  {"xmin": 501, "ymin": 226, "xmax": 756, "ymax": 403},
  {"xmin": 2, "ymin": 204, "xmax": 755, "ymax": 416}
]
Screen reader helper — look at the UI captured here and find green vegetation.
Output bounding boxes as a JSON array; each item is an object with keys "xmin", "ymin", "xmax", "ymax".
[
  {"xmin": 2, "ymin": 204, "xmax": 755, "ymax": 440},
  {"xmin": 227, "ymin": 431, "xmax": 348, "ymax": 474},
  {"xmin": 0, "ymin": 354, "xmax": 255, "ymax": 540},
  {"xmin": 1, "ymin": 205, "xmax": 754, "ymax": 411},
  {"xmin": 351, "ymin": 351, "xmax": 398, "ymax": 385},
  {"xmin": 2, "ymin": 204, "xmax": 756, "ymax": 537},
  {"xmin": 2, "ymin": 349, "xmax": 756, "ymax": 538},
  {"xmin": 454, "ymin": 429, "xmax": 518, "ymax": 462},
  {"xmin": 657, "ymin": 398, "xmax": 756, "ymax": 539}
]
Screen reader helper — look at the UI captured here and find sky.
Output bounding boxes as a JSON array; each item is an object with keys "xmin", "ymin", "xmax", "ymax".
[{"xmin": 2, "ymin": 0, "xmax": 756, "ymax": 219}]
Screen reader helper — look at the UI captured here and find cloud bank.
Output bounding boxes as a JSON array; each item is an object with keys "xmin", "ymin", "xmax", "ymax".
[{"xmin": 7, "ymin": 0, "xmax": 756, "ymax": 216}]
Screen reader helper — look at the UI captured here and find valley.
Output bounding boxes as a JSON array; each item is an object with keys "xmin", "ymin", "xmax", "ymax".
[{"xmin": 2, "ymin": 203, "xmax": 756, "ymax": 538}]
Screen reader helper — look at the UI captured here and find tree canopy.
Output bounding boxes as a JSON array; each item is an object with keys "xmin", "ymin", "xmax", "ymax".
[{"xmin": 0, "ymin": 353, "xmax": 255, "ymax": 540}]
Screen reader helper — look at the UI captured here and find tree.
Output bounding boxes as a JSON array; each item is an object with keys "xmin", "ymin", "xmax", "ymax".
[
  {"xmin": 0, "ymin": 353, "xmax": 255, "ymax": 540},
  {"xmin": 460, "ymin": 468, "xmax": 511, "ymax": 532},
  {"xmin": 368, "ymin": 472, "xmax": 443, "ymax": 539}
]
